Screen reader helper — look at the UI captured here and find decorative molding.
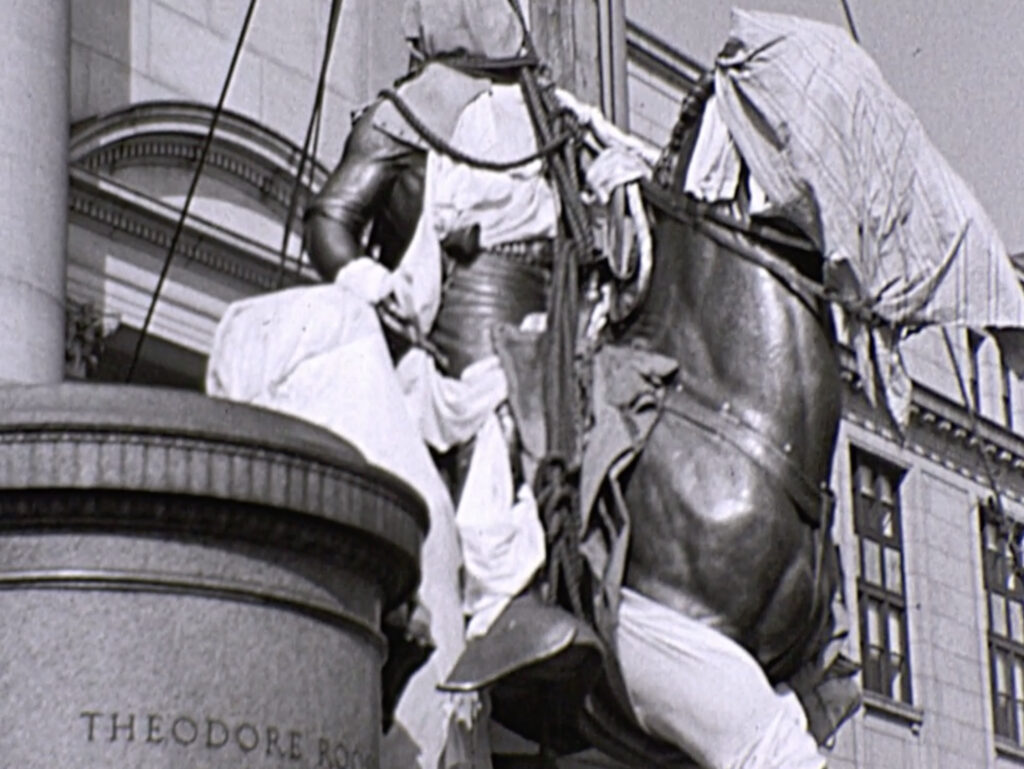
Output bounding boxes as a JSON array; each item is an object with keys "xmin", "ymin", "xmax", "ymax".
[
  {"xmin": 69, "ymin": 100, "xmax": 325, "ymax": 293},
  {"xmin": 0, "ymin": 568, "xmax": 385, "ymax": 652},
  {"xmin": 80, "ymin": 134, "xmax": 307, "ymax": 219},
  {"xmin": 0, "ymin": 384, "xmax": 427, "ymax": 608},
  {"xmin": 841, "ymin": 360, "xmax": 1024, "ymax": 502},
  {"xmin": 70, "ymin": 101, "xmax": 329, "ymax": 210},
  {"xmin": 69, "ymin": 167, "xmax": 315, "ymax": 292}
]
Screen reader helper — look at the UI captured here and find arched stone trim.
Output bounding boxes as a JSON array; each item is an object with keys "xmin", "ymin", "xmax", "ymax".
[
  {"xmin": 69, "ymin": 100, "xmax": 329, "ymax": 293},
  {"xmin": 71, "ymin": 100, "xmax": 329, "ymax": 219},
  {"xmin": 67, "ymin": 101, "xmax": 335, "ymax": 368}
]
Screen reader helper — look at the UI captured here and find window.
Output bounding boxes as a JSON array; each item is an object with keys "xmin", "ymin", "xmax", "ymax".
[
  {"xmin": 851, "ymin": 448, "xmax": 912, "ymax": 703},
  {"xmin": 968, "ymin": 329, "xmax": 985, "ymax": 414},
  {"xmin": 981, "ymin": 498, "xmax": 1024, "ymax": 744},
  {"xmin": 966, "ymin": 329, "xmax": 1013, "ymax": 427}
]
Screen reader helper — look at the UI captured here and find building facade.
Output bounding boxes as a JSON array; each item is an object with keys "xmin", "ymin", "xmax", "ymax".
[{"xmin": 66, "ymin": 1, "xmax": 1024, "ymax": 767}]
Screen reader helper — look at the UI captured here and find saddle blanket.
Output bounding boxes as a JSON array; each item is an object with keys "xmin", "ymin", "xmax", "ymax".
[{"xmin": 616, "ymin": 588, "xmax": 825, "ymax": 769}]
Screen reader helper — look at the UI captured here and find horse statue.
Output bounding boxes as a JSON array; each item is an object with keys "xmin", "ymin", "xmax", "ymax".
[
  {"xmin": 583, "ymin": 86, "xmax": 847, "ymax": 764},
  {"xmin": 276, "ymin": 6, "xmax": 867, "ymax": 763},
  {"xmin": 214, "ymin": 5, "xmax": 1024, "ymax": 763},
  {"xmin": 440, "ymin": 74, "xmax": 855, "ymax": 768}
]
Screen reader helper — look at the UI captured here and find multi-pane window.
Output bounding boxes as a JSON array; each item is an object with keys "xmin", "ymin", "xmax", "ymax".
[
  {"xmin": 851, "ymin": 448, "xmax": 912, "ymax": 703},
  {"xmin": 981, "ymin": 499, "xmax": 1024, "ymax": 744}
]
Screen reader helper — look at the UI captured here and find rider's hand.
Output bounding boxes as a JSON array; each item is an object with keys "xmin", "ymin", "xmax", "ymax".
[
  {"xmin": 376, "ymin": 292, "xmax": 413, "ymax": 336},
  {"xmin": 375, "ymin": 293, "xmax": 450, "ymax": 371}
]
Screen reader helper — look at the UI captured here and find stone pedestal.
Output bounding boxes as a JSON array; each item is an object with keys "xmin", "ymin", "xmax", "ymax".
[{"xmin": 0, "ymin": 384, "xmax": 426, "ymax": 769}]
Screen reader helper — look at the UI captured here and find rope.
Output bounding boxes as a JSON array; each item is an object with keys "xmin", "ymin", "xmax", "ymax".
[
  {"xmin": 431, "ymin": 51, "xmax": 540, "ymax": 72},
  {"xmin": 275, "ymin": 0, "xmax": 344, "ymax": 288},
  {"xmin": 125, "ymin": 0, "xmax": 260, "ymax": 382},
  {"xmin": 501, "ymin": 0, "xmax": 592, "ymax": 255},
  {"xmin": 839, "ymin": 0, "xmax": 861, "ymax": 44},
  {"xmin": 377, "ymin": 88, "xmax": 573, "ymax": 171},
  {"xmin": 502, "ymin": 0, "xmax": 594, "ymax": 621},
  {"xmin": 536, "ymin": 455, "xmax": 586, "ymax": 617}
]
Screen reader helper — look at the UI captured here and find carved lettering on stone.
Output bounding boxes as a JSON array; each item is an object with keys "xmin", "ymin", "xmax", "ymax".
[{"xmin": 79, "ymin": 710, "xmax": 366, "ymax": 767}]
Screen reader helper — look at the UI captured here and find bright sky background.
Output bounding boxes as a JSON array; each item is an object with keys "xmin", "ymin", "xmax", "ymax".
[{"xmin": 626, "ymin": 0, "xmax": 1024, "ymax": 251}]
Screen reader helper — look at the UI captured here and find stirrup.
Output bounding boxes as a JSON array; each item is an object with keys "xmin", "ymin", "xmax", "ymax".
[{"xmin": 441, "ymin": 591, "xmax": 602, "ymax": 693}]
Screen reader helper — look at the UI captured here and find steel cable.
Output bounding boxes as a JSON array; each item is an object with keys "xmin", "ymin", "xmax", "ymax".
[{"xmin": 125, "ymin": 0, "xmax": 260, "ymax": 381}]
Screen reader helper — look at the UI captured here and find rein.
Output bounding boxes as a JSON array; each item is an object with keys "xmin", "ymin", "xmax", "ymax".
[
  {"xmin": 643, "ymin": 179, "xmax": 890, "ymax": 331},
  {"xmin": 378, "ymin": 87, "xmax": 575, "ymax": 172},
  {"xmin": 644, "ymin": 181, "xmax": 823, "ymax": 299}
]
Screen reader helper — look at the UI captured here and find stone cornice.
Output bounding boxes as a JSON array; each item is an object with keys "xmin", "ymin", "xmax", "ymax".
[
  {"xmin": 840, "ymin": 361, "xmax": 1024, "ymax": 502},
  {"xmin": 70, "ymin": 166, "xmax": 318, "ymax": 291},
  {"xmin": 0, "ymin": 384, "xmax": 427, "ymax": 608}
]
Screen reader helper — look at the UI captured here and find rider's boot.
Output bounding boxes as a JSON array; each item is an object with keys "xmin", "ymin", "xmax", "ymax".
[{"xmin": 440, "ymin": 588, "xmax": 602, "ymax": 693}]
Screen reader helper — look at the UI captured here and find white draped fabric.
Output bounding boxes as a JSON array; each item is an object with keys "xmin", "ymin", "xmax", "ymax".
[{"xmin": 686, "ymin": 9, "xmax": 1024, "ymax": 423}]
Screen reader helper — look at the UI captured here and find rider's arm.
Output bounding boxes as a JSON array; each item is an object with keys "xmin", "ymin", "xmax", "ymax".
[{"xmin": 304, "ymin": 105, "xmax": 416, "ymax": 281}]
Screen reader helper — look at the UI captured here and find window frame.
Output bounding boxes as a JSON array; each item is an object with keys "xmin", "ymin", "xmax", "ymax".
[
  {"xmin": 981, "ymin": 499, "xmax": 1024, "ymax": 745},
  {"xmin": 850, "ymin": 446, "xmax": 913, "ymax": 705}
]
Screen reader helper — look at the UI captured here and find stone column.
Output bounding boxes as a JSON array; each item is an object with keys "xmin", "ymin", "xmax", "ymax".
[
  {"xmin": 0, "ymin": 6, "xmax": 426, "ymax": 769},
  {"xmin": 0, "ymin": 0, "xmax": 69, "ymax": 383}
]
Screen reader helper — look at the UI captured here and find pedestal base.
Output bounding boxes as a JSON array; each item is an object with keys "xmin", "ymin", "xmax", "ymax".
[{"xmin": 0, "ymin": 384, "xmax": 425, "ymax": 769}]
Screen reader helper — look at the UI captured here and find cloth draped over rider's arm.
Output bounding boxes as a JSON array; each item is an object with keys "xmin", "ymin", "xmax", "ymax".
[{"xmin": 684, "ymin": 9, "xmax": 1024, "ymax": 426}]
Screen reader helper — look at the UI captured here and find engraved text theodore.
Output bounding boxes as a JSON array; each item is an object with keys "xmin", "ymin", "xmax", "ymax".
[{"xmin": 79, "ymin": 711, "xmax": 367, "ymax": 768}]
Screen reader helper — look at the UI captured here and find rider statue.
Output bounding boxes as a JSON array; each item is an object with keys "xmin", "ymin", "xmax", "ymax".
[
  {"xmin": 304, "ymin": 2, "xmax": 572, "ymax": 767},
  {"xmin": 299, "ymin": 2, "xmax": 837, "ymax": 768}
]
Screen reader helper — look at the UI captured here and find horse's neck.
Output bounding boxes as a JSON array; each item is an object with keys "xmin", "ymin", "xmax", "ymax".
[
  {"xmin": 628, "ymin": 103, "xmax": 834, "ymax": 400},
  {"xmin": 618, "ymin": 211, "xmax": 837, "ymax": 415}
]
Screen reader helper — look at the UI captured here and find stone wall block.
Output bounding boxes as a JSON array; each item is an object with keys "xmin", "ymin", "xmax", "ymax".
[
  {"xmin": 149, "ymin": 1, "xmax": 262, "ymax": 118},
  {"xmin": 86, "ymin": 50, "xmax": 133, "ymax": 122},
  {"xmin": 72, "ymin": 0, "xmax": 131, "ymax": 61},
  {"xmin": 260, "ymin": 59, "xmax": 316, "ymax": 147}
]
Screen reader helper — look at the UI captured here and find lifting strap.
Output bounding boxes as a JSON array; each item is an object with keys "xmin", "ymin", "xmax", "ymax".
[{"xmin": 504, "ymin": 0, "xmax": 594, "ymax": 617}]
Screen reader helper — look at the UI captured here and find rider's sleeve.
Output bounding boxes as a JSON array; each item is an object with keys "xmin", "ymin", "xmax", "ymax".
[{"xmin": 304, "ymin": 103, "xmax": 420, "ymax": 281}]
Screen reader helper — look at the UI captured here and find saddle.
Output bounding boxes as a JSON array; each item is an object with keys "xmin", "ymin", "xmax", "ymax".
[
  {"xmin": 443, "ymin": 588, "xmax": 704, "ymax": 766},
  {"xmin": 442, "ymin": 590, "xmax": 602, "ymax": 755}
]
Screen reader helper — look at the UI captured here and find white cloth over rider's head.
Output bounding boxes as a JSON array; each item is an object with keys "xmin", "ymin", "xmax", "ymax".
[{"xmin": 402, "ymin": 0, "xmax": 524, "ymax": 59}]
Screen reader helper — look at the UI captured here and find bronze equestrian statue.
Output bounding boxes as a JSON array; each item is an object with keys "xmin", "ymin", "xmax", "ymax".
[{"xmin": 304, "ymin": 3, "xmax": 856, "ymax": 768}]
